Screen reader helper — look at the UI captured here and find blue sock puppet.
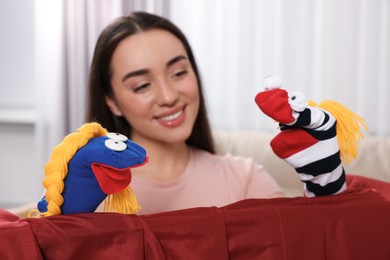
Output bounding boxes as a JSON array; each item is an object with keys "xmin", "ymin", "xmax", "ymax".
[{"xmin": 30, "ymin": 122, "xmax": 148, "ymax": 217}]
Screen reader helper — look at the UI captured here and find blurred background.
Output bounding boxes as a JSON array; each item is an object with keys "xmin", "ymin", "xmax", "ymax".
[{"xmin": 1, "ymin": 0, "xmax": 389, "ymax": 208}]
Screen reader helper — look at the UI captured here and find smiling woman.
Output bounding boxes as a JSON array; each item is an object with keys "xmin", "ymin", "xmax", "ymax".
[
  {"xmin": 105, "ymin": 30, "xmax": 200, "ymax": 146},
  {"xmin": 87, "ymin": 12, "xmax": 285, "ymax": 215}
]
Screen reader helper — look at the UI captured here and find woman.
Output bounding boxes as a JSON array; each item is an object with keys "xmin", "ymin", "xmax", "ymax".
[{"xmin": 87, "ymin": 12, "xmax": 284, "ymax": 215}]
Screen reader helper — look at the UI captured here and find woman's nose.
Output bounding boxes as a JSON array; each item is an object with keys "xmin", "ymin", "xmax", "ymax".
[{"xmin": 155, "ymin": 79, "xmax": 179, "ymax": 106}]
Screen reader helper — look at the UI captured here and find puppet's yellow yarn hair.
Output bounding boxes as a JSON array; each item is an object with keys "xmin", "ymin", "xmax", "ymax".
[
  {"xmin": 29, "ymin": 122, "xmax": 140, "ymax": 217},
  {"xmin": 103, "ymin": 187, "xmax": 141, "ymax": 213},
  {"xmin": 308, "ymin": 100, "xmax": 368, "ymax": 164}
]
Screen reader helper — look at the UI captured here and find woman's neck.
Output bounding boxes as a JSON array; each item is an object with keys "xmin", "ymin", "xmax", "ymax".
[{"xmin": 130, "ymin": 136, "xmax": 190, "ymax": 182}]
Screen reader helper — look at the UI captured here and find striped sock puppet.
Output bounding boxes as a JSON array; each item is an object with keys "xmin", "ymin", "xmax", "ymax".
[{"xmin": 255, "ymin": 76, "xmax": 368, "ymax": 197}]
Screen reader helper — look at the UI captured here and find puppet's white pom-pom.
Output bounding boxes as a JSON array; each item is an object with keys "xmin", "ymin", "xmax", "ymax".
[{"xmin": 263, "ymin": 75, "xmax": 282, "ymax": 90}]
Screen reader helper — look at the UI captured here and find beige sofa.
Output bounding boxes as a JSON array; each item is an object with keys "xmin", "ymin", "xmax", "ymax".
[{"xmin": 213, "ymin": 131, "xmax": 390, "ymax": 197}]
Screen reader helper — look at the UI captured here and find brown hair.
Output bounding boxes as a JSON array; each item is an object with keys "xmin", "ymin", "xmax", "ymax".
[{"xmin": 86, "ymin": 12, "xmax": 214, "ymax": 153}]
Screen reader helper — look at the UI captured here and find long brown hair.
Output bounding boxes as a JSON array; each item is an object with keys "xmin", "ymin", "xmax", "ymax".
[{"xmin": 86, "ymin": 12, "xmax": 214, "ymax": 153}]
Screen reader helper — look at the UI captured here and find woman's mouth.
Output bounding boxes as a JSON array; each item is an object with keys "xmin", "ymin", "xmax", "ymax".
[
  {"xmin": 159, "ymin": 110, "xmax": 182, "ymax": 121},
  {"xmin": 156, "ymin": 107, "xmax": 186, "ymax": 127}
]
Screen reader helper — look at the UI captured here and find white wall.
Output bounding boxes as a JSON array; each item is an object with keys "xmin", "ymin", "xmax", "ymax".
[
  {"xmin": 0, "ymin": 0, "xmax": 35, "ymax": 107},
  {"xmin": 0, "ymin": 124, "xmax": 37, "ymax": 208},
  {"xmin": 0, "ymin": 0, "xmax": 41, "ymax": 208}
]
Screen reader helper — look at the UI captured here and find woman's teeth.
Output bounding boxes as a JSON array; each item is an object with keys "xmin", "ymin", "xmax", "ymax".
[{"xmin": 160, "ymin": 110, "xmax": 182, "ymax": 121}]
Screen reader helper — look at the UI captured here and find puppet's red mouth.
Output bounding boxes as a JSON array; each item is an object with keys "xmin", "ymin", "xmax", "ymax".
[
  {"xmin": 91, "ymin": 163, "xmax": 132, "ymax": 194},
  {"xmin": 91, "ymin": 157, "xmax": 149, "ymax": 194}
]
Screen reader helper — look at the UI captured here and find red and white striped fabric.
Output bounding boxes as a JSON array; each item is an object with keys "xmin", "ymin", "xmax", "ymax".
[{"xmin": 255, "ymin": 86, "xmax": 346, "ymax": 197}]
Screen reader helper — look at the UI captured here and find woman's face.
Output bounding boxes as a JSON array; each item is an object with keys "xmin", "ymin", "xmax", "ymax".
[{"xmin": 107, "ymin": 29, "xmax": 200, "ymax": 145}]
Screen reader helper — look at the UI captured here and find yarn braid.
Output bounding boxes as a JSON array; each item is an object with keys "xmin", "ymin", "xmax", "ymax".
[{"xmin": 40, "ymin": 123, "xmax": 107, "ymax": 216}]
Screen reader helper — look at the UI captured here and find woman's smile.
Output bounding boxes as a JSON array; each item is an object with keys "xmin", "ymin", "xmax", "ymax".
[{"xmin": 155, "ymin": 106, "xmax": 186, "ymax": 127}]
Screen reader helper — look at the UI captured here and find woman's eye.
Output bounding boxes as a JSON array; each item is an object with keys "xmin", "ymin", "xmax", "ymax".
[
  {"xmin": 133, "ymin": 83, "xmax": 150, "ymax": 93},
  {"xmin": 172, "ymin": 70, "xmax": 187, "ymax": 78}
]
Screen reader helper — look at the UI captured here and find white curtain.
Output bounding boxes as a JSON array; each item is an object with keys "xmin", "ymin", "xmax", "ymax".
[
  {"xmin": 169, "ymin": 0, "xmax": 390, "ymax": 136},
  {"xmin": 34, "ymin": 0, "xmax": 390, "ymax": 170}
]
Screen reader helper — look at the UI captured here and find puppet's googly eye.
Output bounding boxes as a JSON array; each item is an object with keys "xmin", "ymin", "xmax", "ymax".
[
  {"xmin": 105, "ymin": 139, "xmax": 127, "ymax": 152},
  {"xmin": 288, "ymin": 91, "xmax": 307, "ymax": 112},
  {"xmin": 107, "ymin": 132, "xmax": 128, "ymax": 142}
]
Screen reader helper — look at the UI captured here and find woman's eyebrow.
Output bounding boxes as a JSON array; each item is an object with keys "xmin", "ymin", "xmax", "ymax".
[
  {"xmin": 121, "ymin": 55, "xmax": 187, "ymax": 83},
  {"xmin": 166, "ymin": 55, "xmax": 187, "ymax": 67},
  {"xmin": 122, "ymin": 68, "xmax": 149, "ymax": 83}
]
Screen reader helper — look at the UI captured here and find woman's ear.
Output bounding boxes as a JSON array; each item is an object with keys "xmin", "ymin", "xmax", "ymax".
[{"xmin": 105, "ymin": 95, "xmax": 123, "ymax": 116}]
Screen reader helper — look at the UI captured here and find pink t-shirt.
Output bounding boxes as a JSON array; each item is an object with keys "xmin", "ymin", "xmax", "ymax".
[{"xmin": 130, "ymin": 148, "xmax": 283, "ymax": 215}]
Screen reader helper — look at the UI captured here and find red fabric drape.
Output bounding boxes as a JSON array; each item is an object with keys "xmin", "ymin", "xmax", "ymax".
[
  {"xmin": 0, "ymin": 209, "xmax": 43, "ymax": 259},
  {"xmin": 1, "ymin": 175, "xmax": 390, "ymax": 259}
]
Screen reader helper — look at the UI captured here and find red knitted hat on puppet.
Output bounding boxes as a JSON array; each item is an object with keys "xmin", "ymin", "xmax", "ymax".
[
  {"xmin": 254, "ymin": 76, "xmax": 296, "ymax": 125},
  {"xmin": 255, "ymin": 89, "xmax": 296, "ymax": 125}
]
